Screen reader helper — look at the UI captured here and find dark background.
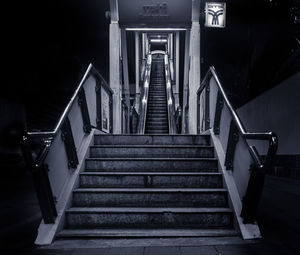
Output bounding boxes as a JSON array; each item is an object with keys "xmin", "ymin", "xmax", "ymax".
[{"xmin": 1, "ymin": 0, "xmax": 300, "ymax": 130}]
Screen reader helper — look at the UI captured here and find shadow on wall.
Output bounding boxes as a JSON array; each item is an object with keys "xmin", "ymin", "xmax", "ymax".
[{"xmin": 237, "ymin": 71, "xmax": 300, "ymax": 178}]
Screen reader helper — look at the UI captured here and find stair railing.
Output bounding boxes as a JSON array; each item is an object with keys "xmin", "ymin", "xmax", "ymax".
[
  {"xmin": 164, "ymin": 54, "xmax": 178, "ymax": 134},
  {"xmin": 137, "ymin": 54, "xmax": 152, "ymax": 134},
  {"xmin": 197, "ymin": 66, "xmax": 278, "ymax": 223},
  {"xmin": 21, "ymin": 64, "xmax": 113, "ymax": 224}
]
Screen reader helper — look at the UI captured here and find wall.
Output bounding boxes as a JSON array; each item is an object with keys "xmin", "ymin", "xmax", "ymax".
[{"xmin": 237, "ymin": 72, "xmax": 300, "ymax": 155}]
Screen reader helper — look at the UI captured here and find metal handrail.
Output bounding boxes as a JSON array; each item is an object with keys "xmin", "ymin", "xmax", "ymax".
[
  {"xmin": 137, "ymin": 54, "xmax": 152, "ymax": 134},
  {"xmin": 27, "ymin": 63, "xmax": 113, "ymax": 138},
  {"xmin": 197, "ymin": 66, "xmax": 278, "ymax": 170},
  {"xmin": 164, "ymin": 54, "xmax": 177, "ymax": 134}
]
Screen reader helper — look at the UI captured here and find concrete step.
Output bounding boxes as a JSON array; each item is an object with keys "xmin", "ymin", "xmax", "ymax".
[
  {"xmin": 79, "ymin": 172, "xmax": 223, "ymax": 188},
  {"xmin": 145, "ymin": 127, "xmax": 169, "ymax": 131},
  {"xmin": 72, "ymin": 188, "xmax": 228, "ymax": 207},
  {"xmin": 146, "ymin": 117, "xmax": 168, "ymax": 121},
  {"xmin": 57, "ymin": 228, "xmax": 238, "ymax": 238},
  {"xmin": 65, "ymin": 207, "xmax": 233, "ymax": 229},
  {"xmin": 85, "ymin": 158, "xmax": 218, "ymax": 172},
  {"xmin": 145, "ymin": 131, "xmax": 169, "ymax": 134},
  {"xmin": 146, "ymin": 124, "xmax": 169, "ymax": 128},
  {"xmin": 147, "ymin": 101, "xmax": 167, "ymax": 104},
  {"xmin": 147, "ymin": 109, "xmax": 166, "ymax": 111},
  {"xmin": 145, "ymin": 120, "xmax": 168, "ymax": 124},
  {"xmin": 94, "ymin": 135, "xmax": 211, "ymax": 146}
]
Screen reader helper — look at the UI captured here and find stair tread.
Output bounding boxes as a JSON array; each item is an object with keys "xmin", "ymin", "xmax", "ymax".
[
  {"xmin": 86, "ymin": 157, "xmax": 218, "ymax": 161},
  {"xmin": 57, "ymin": 229, "xmax": 238, "ymax": 237},
  {"xmin": 80, "ymin": 172, "xmax": 222, "ymax": 176},
  {"xmin": 66, "ymin": 207, "xmax": 233, "ymax": 213},
  {"xmin": 73, "ymin": 188, "xmax": 227, "ymax": 192},
  {"xmin": 90, "ymin": 145, "xmax": 213, "ymax": 148}
]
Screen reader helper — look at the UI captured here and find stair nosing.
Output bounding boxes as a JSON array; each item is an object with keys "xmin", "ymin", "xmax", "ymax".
[
  {"xmin": 90, "ymin": 145, "xmax": 213, "ymax": 148},
  {"xmin": 80, "ymin": 172, "xmax": 222, "ymax": 176},
  {"xmin": 73, "ymin": 188, "xmax": 227, "ymax": 193},
  {"xmin": 86, "ymin": 157, "xmax": 218, "ymax": 161},
  {"xmin": 66, "ymin": 207, "xmax": 233, "ymax": 213}
]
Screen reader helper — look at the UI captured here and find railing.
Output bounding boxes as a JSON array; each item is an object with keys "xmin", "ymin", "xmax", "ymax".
[
  {"xmin": 197, "ymin": 66, "xmax": 278, "ymax": 223},
  {"xmin": 164, "ymin": 54, "xmax": 178, "ymax": 134},
  {"xmin": 21, "ymin": 64, "xmax": 113, "ymax": 223},
  {"xmin": 137, "ymin": 54, "xmax": 152, "ymax": 134},
  {"xmin": 121, "ymin": 99, "xmax": 129, "ymax": 134}
]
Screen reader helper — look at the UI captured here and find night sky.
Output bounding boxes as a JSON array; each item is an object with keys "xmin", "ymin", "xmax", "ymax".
[{"xmin": 2, "ymin": 0, "xmax": 299, "ymax": 130}]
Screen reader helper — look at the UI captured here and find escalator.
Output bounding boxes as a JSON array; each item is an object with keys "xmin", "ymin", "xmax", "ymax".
[{"xmin": 145, "ymin": 55, "xmax": 169, "ymax": 134}]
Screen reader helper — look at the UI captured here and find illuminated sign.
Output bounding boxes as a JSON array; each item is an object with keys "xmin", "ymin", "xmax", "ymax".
[
  {"xmin": 118, "ymin": 0, "xmax": 191, "ymax": 25},
  {"xmin": 205, "ymin": 2, "xmax": 226, "ymax": 28},
  {"xmin": 139, "ymin": 3, "xmax": 169, "ymax": 19}
]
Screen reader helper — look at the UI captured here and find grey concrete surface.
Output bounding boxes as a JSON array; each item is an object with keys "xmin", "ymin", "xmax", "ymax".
[{"xmin": 1, "ymin": 169, "xmax": 300, "ymax": 255}]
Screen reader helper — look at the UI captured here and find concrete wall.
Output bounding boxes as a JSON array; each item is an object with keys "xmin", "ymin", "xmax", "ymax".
[{"xmin": 237, "ymin": 72, "xmax": 300, "ymax": 155}]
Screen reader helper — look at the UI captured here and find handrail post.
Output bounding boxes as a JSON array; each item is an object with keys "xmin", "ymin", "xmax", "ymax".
[
  {"xmin": 241, "ymin": 164, "xmax": 265, "ymax": 223},
  {"xmin": 213, "ymin": 91, "xmax": 224, "ymax": 135},
  {"xmin": 204, "ymin": 84, "xmax": 210, "ymax": 131},
  {"xmin": 61, "ymin": 117, "xmax": 78, "ymax": 169},
  {"xmin": 78, "ymin": 88, "xmax": 92, "ymax": 134},
  {"xmin": 21, "ymin": 136, "xmax": 57, "ymax": 223},
  {"xmin": 224, "ymin": 120, "xmax": 239, "ymax": 170}
]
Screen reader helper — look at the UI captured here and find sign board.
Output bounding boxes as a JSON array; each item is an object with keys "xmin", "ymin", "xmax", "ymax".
[
  {"xmin": 205, "ymin": 2, "xmax": 226, "ymax": 28},
  {"xmin": 117, "ymin": 0, "xmax": 192, "ymax": 26}
]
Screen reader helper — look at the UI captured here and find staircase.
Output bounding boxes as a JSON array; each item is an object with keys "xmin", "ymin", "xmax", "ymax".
[
  {"xmin": 57, "ymin": 134, "xmax": 237, "ymax": 238},
  {"xmin": 145, "ymin": 56, "xmax": 169, "ymax": 134}
]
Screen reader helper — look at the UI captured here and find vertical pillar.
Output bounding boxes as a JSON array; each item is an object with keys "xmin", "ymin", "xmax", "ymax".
[
  {"xmin": 109, "ymin": 23, "xmax": 121, "ymax": 134},
  {"xmin": 182, "ymin": 28, "xmax": 190, "ymax": 133},
  {"xmin": 135, "ymin": 32, "xmax": 140, "ymax": 112},
  {"xmin": 140, "ymin": 33, "xmax": 147, "ymax": 82},
  {"xmin": 145, "ymin": 34, "xmax": 149, "ymax": 55},
  {"xmin": 188, "ymin": 22, "xmax": 201, "ymax": 134},
  {"xmin": 121, "ymin": 29, "xmax": 130, "ymax": 133},
  {"xmin": 169, "ymin": 34, "xmax": 175, "ymax": 81},
  {"xmin": 175, "ymin": 31, "xmax": 180, "ymax": 108},
  {"xmin": 188, "ymin": 0, "xmax": 201, "ymax": 134}
]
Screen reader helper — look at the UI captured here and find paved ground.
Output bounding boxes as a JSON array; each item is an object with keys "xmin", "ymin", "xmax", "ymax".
[{"xmin": 1, "ymin": 169, "xmax": 300, "ymax": 255}]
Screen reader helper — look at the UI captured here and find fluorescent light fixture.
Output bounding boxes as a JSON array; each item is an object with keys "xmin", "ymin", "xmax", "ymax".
[
  {"xmin": 125, "ymin": 28, "xmax": 186, "ymax": 31},
  {"xmin": 150, "ymin": 39, "xmax": 168, "ymax": 43}
]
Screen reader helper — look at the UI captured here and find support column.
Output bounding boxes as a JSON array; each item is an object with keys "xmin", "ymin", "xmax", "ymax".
[
  {"xmin": 140, "ymin": 33, "xmax": 147, "ymax": 81},
  {"xmin": 182, "ymin": 28, "xmax": 190, "ymax": 133},
  {"xmin": 109, "ymin": 22, "xmax": 122, "ymax": 134},
  {"xmin": 135, "ymin": 32, "xmax": 140, "ymax": 112},
  {"xmin": 174, "ymin": 31, "xmax": 180, "ymax": 108},
  {"xmin": 121, "ymin": 29, "xmax": 130, "ymax": 133},
  {"xmin": 188, "ymin": 22, "xmax": 201, "ymax": 134}
]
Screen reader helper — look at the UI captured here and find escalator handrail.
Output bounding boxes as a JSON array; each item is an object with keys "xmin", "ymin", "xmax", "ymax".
[
  {"xmin": 137, "ymin": 54, "xmax": 152, "ymax": 134},
  {"xmin": 164, "ymin": 54, "xmax": 178, "ymax": 134}
]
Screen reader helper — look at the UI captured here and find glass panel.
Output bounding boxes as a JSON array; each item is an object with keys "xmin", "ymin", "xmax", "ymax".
[
  {"xmin": 45, "ymin": 130, "xmax": 70, "ymax": 200},
  {"xmin": 83, "ymin": 75, "xmax": 97, "ymax": 128},
  {"xmin": 101, "ymin": 87, "xmax": 110, "ymax": 133},
  {"xmin": 68, "ymin": 97, "xmax": 85, "ymax": 151},
  {"xmin": 232, "ymin": 134, "xmax": 254, "ymax": 198},
  {"xmin": 219, "ymin": 104, "xmax": 232, "ymax": 151}
]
